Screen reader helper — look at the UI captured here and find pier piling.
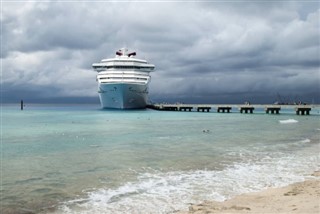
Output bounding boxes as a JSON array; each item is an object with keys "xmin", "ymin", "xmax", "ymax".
[
  {"xmin": 217, "ymin": 106, "xmax": 232, "ymax": 113},
  {"xmin": 178, "ymin": 106, "xmax": 193, "ymax": 111},
  {"xmin": 265, "ymin": 106, "xmax": 281, "ymax": 114},
  {"xmin": 295, "ymin": 106, "xmax": 311, "ymax": 115},
  {"xmin": 197, "ymin": 106, "xmax": 211, "ymax": 112},
  {"xmin": 239, "ymin": 106, "xmax": 254, "ymax": 114}
]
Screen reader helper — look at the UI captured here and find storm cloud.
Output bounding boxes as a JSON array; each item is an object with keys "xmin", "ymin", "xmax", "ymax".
[{"xmin": 2, "ymin": 1, "xmax": 319, "ymax": 104}]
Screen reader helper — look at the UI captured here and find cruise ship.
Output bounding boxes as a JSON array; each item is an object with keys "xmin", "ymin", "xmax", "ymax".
[{"xmin": 92, "ymin": 48, "xmax": 155, "ymax": 109}]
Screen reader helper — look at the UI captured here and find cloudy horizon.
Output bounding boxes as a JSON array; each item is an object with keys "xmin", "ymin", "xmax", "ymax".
[{"xmin": 2, "ymin": 1, "xmax": 320, "ymax": 104}]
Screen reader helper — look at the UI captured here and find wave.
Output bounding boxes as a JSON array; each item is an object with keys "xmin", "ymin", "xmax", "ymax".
[
  {"xmin": 56, "ymin": 154, "xmax": 319, "ymax": 214},
  {"xmin": 279, "ymin": 119, "xmax": 298, "ymax": 124},
  {"xmin": 299, "ymin": 138, "xmax": 311, "ymax": 143}
]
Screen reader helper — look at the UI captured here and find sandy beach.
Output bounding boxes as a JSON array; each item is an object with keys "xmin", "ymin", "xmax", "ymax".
[{"xmin": 177, "ymin": 172, "xmax": 320, "ymax": 214}]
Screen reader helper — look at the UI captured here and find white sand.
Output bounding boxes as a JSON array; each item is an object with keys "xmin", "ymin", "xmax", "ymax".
[{"xmin": 176, "ymin": 171, "xmax": 320, "ymax": 214}]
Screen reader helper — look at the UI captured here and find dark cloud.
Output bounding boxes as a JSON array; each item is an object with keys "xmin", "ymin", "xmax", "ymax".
[
  {"xmin": 2, "ymin": 2, "xmax": 320, "ymax": 104},
  {"xmin": 2, "ymin": 2, "xmax": 109, "ymax": 55}
]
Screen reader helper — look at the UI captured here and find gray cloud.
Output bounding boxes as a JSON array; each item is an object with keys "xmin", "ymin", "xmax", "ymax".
[{"xmin": 2, "ymin": 1, "xmax": 319, "ymax": 104}]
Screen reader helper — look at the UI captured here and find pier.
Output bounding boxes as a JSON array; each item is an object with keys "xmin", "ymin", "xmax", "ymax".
[
  {"xmin": 265, "ymin": 106, "xmax": 281, "ymax": 114},
  {"xmin": 239, "ymin": 105, "xmax": 254, "ymax": 114},
  {"xmin": 197, "ymin": 105, "xmax": 211, "ymax": 112},
  {"xmin": 178, "ymin": 105, "xmax": 193, "ymax": 111},
  {"xmin": 217, "ymin": 106, "xmax": 232, "ymax": 113},
  {"xmin": 158, "ymin": 105, "xmax": 178, "ymax": 111},
  {"xmin": 295, "ymin": 106, "xmax": 311, "ymax": 115},
  {"xmin": 147, "ymin": 104, "xmax": 316, "ymax": 115},
  {"xmin": 148, "ymin": 104, "xmax": 212, "ymax": 112}
]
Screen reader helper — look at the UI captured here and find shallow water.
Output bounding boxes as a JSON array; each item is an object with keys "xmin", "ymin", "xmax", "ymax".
[{"xmin": 1, "ymin": 104, "xmax": 320, "ymax": 213}]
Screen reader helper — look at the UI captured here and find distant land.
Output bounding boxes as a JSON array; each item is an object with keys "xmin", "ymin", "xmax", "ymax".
[{"xmin": 2, "ymin": 94, "xmax": 319, "ymax": 105}]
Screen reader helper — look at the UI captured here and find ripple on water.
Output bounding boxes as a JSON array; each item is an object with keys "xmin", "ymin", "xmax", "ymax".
[
  {"xmin": 15, "ymin": 177, "xmax": 43, "ymax": 185},
  {"xmin": 31, "ymin": 188, "xmax": 52, "ymax": 194}
]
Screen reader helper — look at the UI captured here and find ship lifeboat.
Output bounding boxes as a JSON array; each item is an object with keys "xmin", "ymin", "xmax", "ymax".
[{"xmin": 128, "ymin": 52, "xmax": 136, "ymax": 57}]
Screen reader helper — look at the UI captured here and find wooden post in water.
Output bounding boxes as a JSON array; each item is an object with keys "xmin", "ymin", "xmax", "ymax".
[{"xmin": 21, "ymin": 100, "xmax": 24, "ymax": 110}]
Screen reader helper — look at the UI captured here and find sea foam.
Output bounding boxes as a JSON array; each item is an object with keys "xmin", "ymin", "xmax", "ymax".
[
  {"xmin": 56, "ymin": 153, "xmax": 319, "ymax": 214},
  {"xmin": 299, "ymin": 139, "xmax": 311, "ymax": 143},
  {"xmin": 279, "ymin": 119, "xmax": 298, "ymax": 124}
]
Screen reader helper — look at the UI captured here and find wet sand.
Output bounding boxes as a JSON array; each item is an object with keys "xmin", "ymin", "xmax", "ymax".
[{"xmin": 177, "ymin": 171, "xmax": 320, "ymax": 214}]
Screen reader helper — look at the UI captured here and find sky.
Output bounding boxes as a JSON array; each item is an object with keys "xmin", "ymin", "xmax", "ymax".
[{"xmin": 1, "ymin": 1, "xmax": 320, "ymax": 104}]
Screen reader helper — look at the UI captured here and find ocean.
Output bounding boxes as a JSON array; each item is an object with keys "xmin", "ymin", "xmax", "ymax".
[{"xmin": 1, "ymin": 104, "xmax": 320, "ymax": 214}]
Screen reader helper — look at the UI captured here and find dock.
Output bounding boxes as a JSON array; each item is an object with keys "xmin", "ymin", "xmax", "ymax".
[
  {"xmin": 197, "ymin": 105, "xmax": 211, "ymax": 112},
  {"xmin": 265, "ymin": 105, "xmax": 281, "ymax": 114},
  {"xmin": 239, "ymin": 105, "xmax": 254, "ymax": 114},
  {"xmin": 148, "ymin": 104, "xmax": 212, "ymax": 112},
  {"xmin": 179, "ymin": 106, "xmax": 193, "ymax": 111},
  {"xmin": 295, "ymin": 106, "xmax": 311, "ymax": 115},
  {"xmin": 147, "ymin": 104, "xmax": 316, "ymax": 115},
  {"xmin": 217, "ymin": 106, "xmax": 232, "ymax": 113}
]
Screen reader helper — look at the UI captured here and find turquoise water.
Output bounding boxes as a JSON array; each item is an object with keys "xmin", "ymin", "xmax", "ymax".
[{"xmin": 1, "ymin": 104, "xmax": 320, "ymax": 214}]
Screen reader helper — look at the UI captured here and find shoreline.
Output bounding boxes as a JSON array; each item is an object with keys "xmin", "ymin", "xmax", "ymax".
[{"xmin": 176, "ymin": 171, "xmax": 320, "ymax": 214}]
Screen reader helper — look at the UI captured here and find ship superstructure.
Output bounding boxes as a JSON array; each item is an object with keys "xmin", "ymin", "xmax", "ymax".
[{"xmin": 92, "ymin": 48, "xmax": 155, "ymax": 109}]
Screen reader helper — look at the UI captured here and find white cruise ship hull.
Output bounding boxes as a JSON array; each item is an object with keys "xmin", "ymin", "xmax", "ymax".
[{"xmin": 98, "ymin": 83, "xmax": 149, "ymax": 109}]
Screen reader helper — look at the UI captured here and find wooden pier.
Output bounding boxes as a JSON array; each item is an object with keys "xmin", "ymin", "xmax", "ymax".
[
  {"xmin": 239, "ymin": 105, "xmax": 254, "ymax": 114},
  {"xmin": 295, "ymin": 106, "xmax": 311, "ymax": 115},
  {"xmin": 265, "ymin": 106, "xmax": 281, "ymax": 114},
  {"xmin": 217, "ymin": 106, "xmax": 232, "ymax": 113}
]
